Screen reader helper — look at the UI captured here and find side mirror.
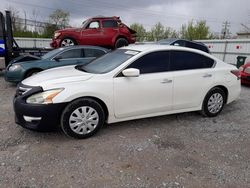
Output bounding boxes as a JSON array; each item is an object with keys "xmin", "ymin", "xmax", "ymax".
[
  {"xmin": 122, "ymin": 68, "xmax": 140, "ymax": 77},
  {"xmin": 54, "ymin": 56, "xmax": 62, "ymax": 62}
]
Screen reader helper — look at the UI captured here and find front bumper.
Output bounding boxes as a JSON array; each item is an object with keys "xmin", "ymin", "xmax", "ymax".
[
  {"xmin": 50, "ymin": 39, "xmax": 61, "ymax": 48},
  {"xmin": 14, "ymin": 84, "xmax": 68, "ymax": 131},
  {"xmin": 4, "ymin": 68, "xmax": 25, "ymax": 83}
]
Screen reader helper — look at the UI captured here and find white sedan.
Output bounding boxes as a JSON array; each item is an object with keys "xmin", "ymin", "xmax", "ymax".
[{"xmin": 13, "ymin": 45, "xmax": 241, "ymax": 138}]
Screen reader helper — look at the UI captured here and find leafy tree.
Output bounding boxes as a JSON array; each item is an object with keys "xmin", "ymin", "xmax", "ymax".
[
  {"xmin": 150, "ymin": 22, "xmax": 165, "ymax": 41},
  {"xmin": 49, "ymin": 9, "xmax": 70, "ymax": 29},
  {"xmin": 130, "ymin": 23, "xmax": 146, "ymax": 42},
  {"xmin": 180, "ymin": 20, "xmax": 210, "ymax": 40},
  {"xmin": 147, "ymin": 22, "xmax": 179, "ymax": 41}
]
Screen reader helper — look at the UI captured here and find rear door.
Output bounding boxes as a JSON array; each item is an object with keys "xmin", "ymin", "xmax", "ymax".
[
  {"xmin": 113, "ymin": 51, "xmax": 173, "ymax": 118},
  {"xmin": 101, "ymin": 20, "xmax": 119, "ymax": 45},
  {"xmin": 170, "ymin": 50, "xmax": 215, "ymax": 110}
]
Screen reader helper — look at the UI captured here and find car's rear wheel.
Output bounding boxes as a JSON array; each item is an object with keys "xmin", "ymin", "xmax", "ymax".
[
  {"xmin": 61, "ymin": 98, "xmax": 105, "ymax": 139},
  {"xmin": 201, "ymin": 87, "xmax": 226, "ymax": 117},
  {"xmin": 60, "ymin": 38, "xmax": 77, "ymax": 47},
  {"xmin": 115, "ymin": 38, "xmax": 128, "ymax": 48}
]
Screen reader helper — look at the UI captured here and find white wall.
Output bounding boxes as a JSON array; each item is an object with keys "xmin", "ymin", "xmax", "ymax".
[{"xmin": 197, "ymin": 39, "xmax": 250, "ymax": 65}]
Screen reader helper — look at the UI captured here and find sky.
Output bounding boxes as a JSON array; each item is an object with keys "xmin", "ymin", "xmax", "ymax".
[{"xmin": 0, "ymin": 0, "xmax": 250, "ymax": 35}]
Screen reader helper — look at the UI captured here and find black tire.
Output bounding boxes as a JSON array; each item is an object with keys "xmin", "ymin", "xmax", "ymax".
[
  {"xmin": 115, "ymin": 38, "xmax": 128, "ymax": 48},
  {"xmin": 60, "ymin": 98, "xmax": 105, "ymax": 139},
  {"xmin": 25, "ymin": 69, "xmax": 41, "ymax": 78},
  {"xmin": 201, "ymin": 87, "xmax": 226, "ymax": 117},
  {"xmin": 60, "ymin": 38, "xmax": 77, "ymax": 47}
]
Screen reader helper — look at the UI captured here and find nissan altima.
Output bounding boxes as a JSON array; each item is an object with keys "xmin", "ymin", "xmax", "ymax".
[{"xmin": 13, "ymin": 45, "xmax": 241, "ymax": 139}]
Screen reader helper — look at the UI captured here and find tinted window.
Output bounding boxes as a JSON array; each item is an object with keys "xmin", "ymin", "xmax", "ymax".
[
  {"xmin": 170, "ymin": 51, "xmax": 214, "ymax": 71},
  {"xmin": 58, "ymin": 49, "xmax": 82, "ymax": 59},
  {"xmin": 84, "ymin": 49, "xmax": 105, "ymax": 58},
  {"xmin": 186, "ymin": 42, "xmax": 209, "ymax": 53},
  {"xmin": 103, "ymin": 20, "xmax": 118, "ymax": 28},
  {"xmin": 127, "ymin": 51, "xmax": 170, "ymax": 74}
]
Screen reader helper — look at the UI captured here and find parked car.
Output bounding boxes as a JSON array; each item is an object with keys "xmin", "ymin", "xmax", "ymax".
[
  {"xmin": 8, "ymin": 54, "xmax": 41, "ymax": 64},
  {"xmin": 5, "ymin": 45, "xmax": 108, "ymax": 83},
  {"xmin": 157, "ymin": 38, "xmax": 210, "ymax": 53},
  {"xmin": 239, "ymin": 62, "xmax": 250, "ymax": 85},
  {"xmin": 50, "ymin": 16, "xmax": 136, "ymax": 49},
  {"xmin": 14, "ymin": 45, "xmax": 240, "ymax": 139}
]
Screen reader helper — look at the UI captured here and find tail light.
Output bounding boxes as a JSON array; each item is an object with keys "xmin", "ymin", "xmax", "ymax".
[
  {"xmin": 244, "ymin": 67, "xmax": 250, "ymax": 74},
  {"xmin": 231, "ymin": 70, "xmax": 240, "ymax": 80}
]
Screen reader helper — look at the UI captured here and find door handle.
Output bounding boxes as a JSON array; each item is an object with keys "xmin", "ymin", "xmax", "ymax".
[
  {"xmin": 203, "ymin": 73, "xmax": 212, "ymax": 78},
  {"xmin": 161, "ymin": 79, "xmax": 172, "ymax": 84}
]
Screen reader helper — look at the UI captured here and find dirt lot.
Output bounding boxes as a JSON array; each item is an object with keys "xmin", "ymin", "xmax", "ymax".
[{"xmin": 0, "ymin": 72, "xmax": 250, "ymax": 188}]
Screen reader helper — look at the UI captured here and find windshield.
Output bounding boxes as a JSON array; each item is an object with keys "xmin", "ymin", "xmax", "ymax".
[
  {"xmin": 81, "ymin": 19, "xmax": 90, "ymax": 28},
  {"xmin": 41, "ymin": 48, "xmax": 65, "ymax": 59},
  {"xmin": 77, "ymin": 49, "xmax": 140, "ymax": 74}
]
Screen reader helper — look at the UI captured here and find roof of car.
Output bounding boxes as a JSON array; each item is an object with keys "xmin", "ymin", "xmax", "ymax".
[
  {"xmin": 58, "ymin": 45, "xmax": 109, "ymax": 52},
  {"xmin": 91, "ymin": 16, "xmax": 120, "ymax": 20},
  {"xmin": 122, "ymin": 44, "xmax": 197, "ymax": 52},
  {"xmin": 121, "ymin": 44, "xmax": 213, "ymax": 57}
]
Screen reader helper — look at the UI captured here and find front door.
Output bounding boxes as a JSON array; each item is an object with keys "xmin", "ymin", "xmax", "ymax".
[{"xmin": 113, "ymin": 51, "xmax": 173, "ymax": 119}]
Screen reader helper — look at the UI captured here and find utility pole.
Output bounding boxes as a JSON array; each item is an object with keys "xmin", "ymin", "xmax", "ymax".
[
  {"xmin": 23, "ymin": 10, "xmax": 27, "ymax": 31},
  {"xmin": 222, "ymin": 21, "xmax": 230, "ymax": 39}
]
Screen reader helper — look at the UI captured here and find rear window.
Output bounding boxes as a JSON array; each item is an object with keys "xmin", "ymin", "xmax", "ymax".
[
  {"xmin": 170, "ymin": 51, "xmax": 214, "ymax": 71},
  {"xmin": 102, "ymin": 20, "xmax": 118, "ymax": 28},
  {"xmin": 84, "ymin": 49, "xmax": 106, "ymax": 58},
  {"xmin": 186, "ymin": 42, "xmax": 209, "ymax": 53}
]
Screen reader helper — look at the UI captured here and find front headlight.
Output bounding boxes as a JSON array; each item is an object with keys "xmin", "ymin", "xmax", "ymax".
[
  {"xmin": 54, "ymin": 32, "xmax": 61, "ymax": 39},
  {"xmin": 26, "ymin": 88, "xmax": 64, "ymax": 104},
  {"xmin": 8, "ymin": 64, "xmax": 21, "ymax": 71}
]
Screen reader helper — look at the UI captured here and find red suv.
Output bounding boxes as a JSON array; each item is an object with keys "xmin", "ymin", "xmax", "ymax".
[{"xmin": 50, "ymin": 16, "xmax": 136, "ymax": 49}]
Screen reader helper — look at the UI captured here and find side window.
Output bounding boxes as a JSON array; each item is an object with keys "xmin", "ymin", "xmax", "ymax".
[
  {"xmin": 84, "ymin": 49, "xmax": 106, "ymax": 58},
  {"xmin": 58, "ymin": 49, "xmax": 82, "ymax": 59},
  {"xmin": 88, "ymin": 21, "xmax": 100, "ymax": 29},
  {"xmin": 103, "ymin": 20, "xmax": 118, "ymax": 28},
  {"xmin": 170, "ymin": 51, "xmax": 214, "ymax": 71},
  {"xmin": 127, "ymin": 51, "xmax": 170, "ymax": 74}
]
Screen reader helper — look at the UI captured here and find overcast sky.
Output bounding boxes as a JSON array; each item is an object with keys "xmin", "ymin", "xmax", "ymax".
[{"xmin": 1, "ymin": 0, "xmax": 250, "ymax": 34}]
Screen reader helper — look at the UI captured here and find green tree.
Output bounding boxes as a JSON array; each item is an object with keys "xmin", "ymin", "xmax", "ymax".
[
  {"xmin": 49, "ymin": 9, "xmax": 70, "ymax": 29},
  {"xmin": 42, "ymin": 9, "xmax": 70, "ymax": 38},
  {"xmin": 150, "ymin": 22, "xmax": 165, "ymax": 41},
  {"xmin": 147, "ymin": 22, "xmax": 179, "ymax": 41},
  {"xmin": 130, "ymin": 23, "xmax": 146, "ymax": 42},
  {"xmin": 180, "ymin": 20, "xmax": 210, "ymax": 40}
]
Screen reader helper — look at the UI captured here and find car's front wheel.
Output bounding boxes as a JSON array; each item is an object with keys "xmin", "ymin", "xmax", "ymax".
[
  {"xmin": 201, "ymin": 87, "xmax": 226, "ymax": 117},
  {"xmin": 61, "ymin": 98, "xmax": 105, "ymax": 139},
  {"xmin": 60, "ymin": 38, "xmax": 77, "ymax": 47}
]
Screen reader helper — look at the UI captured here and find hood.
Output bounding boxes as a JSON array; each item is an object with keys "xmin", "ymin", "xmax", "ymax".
[{"xmin": 22, "ymin": 65, "xmax": 93, "ymax": 87}]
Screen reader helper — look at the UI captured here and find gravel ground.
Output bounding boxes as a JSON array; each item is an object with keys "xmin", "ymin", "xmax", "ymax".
[{"xmin": 0, "ymin": 71, "xmax": 250, "ymax": 188}]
